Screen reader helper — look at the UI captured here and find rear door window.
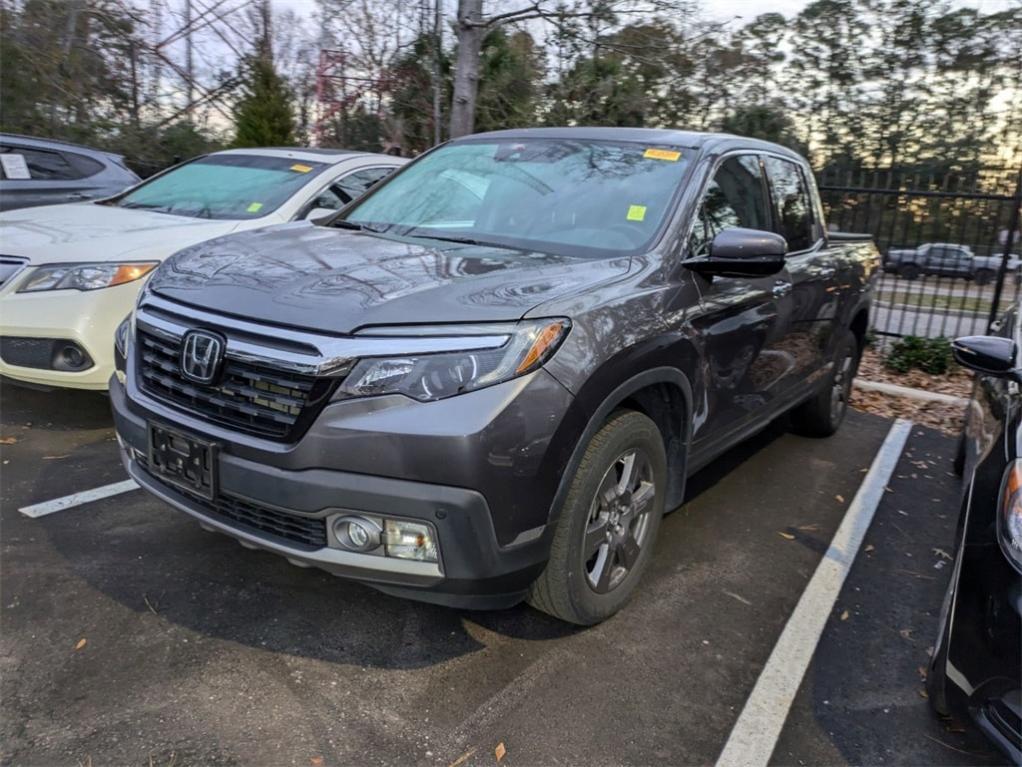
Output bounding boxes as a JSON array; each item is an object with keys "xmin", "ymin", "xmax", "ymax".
[
  {"xmin": 763, "ymin": 157, "xmax": 816, "ymax": 252},
  {"xmin": 0, "ymin": 145, "xmax": 80, "ymax": 180},
  {"xmin": 689, "ymin": 154, "xmax": 772, "ymax": 257},
  {"xmin": 335, "ymin": 166, "xmax": 394, "ymax": 203}
]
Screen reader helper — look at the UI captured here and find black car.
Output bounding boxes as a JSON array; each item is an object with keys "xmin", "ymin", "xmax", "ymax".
[{"xmin": 927, "ymin": 325, "xmax": 1022, "ymax": 762}]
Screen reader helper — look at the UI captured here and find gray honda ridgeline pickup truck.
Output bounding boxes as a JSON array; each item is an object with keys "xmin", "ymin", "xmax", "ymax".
[{"xmin": 111, "ymin": 128, "xmax": 879, "ymax": 624}]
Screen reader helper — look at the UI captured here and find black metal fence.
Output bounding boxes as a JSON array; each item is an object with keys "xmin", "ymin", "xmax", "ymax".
[{"xmin": 817, "ymin": 167, "xmax": 1022, "ymax": 340}]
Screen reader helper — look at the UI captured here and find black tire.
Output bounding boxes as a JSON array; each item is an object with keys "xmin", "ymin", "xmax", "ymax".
[
  {"xmin": 528, "ymin": 410, "xmax": 667, "ymax": 625},
  {"xmin": 927, "ymin": 574, "xmax": 955, "ymax": 716},
  {"xmin": 974, "ymin": 268, "xmax": 994, "ymax": 286},
  {"xmin": 900, "ymin": 264, "xmax": 920, "ymax": 280},
  {"xmin": 790, "ymin": 331, "xmax": 860, "ymax": 438},
  {"xmin": 952, "ymin": 430, "xmax": 966, "ymax": 476}
]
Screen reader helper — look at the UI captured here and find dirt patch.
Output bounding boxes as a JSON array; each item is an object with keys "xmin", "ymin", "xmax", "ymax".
[
  {"xmin": 857, "ymin": 346, "xmax": 973, "ymax": 398},
  {"xmin": 851, "ymin": 346, "xmax": 971, "ymax": 436}
]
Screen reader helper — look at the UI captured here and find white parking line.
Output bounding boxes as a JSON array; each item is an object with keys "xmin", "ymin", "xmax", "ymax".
[
  {"xmin": 18, "ymin": 479, "xmax": 140, "ymax": 518},
  {"xmin": 715, "ymin": 418, "xmax": 913, "ymax": 767}
]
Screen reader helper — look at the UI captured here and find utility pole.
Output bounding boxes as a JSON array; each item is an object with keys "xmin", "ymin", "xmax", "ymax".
[
  {"xmin": 433, "ymin": 0, "xmax": 442, "ymax": 146},
  {"xmin": 184, "ymin": 0, "xmax": 194, "ymax": 115}
]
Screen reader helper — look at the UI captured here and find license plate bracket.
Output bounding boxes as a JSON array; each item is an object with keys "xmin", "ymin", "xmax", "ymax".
[{"xmin": 147, "ymin": 422, "xmax": 218, "ymax": 500}]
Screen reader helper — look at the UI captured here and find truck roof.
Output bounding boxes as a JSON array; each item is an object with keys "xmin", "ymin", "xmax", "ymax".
[{"xmin": 459, "ymin": 127, "xmax": 806, "ymax": 162}]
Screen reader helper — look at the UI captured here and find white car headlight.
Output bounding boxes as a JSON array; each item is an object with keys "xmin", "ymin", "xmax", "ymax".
[
  {"xmin": 17, "ymin": 262, "xmax": 158, "ymax": 293},
  {"xmin": 337, "ymin": 319, "xmax": 570, "ymax": 402}
]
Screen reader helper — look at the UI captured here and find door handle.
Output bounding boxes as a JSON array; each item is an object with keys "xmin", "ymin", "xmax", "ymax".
[{"xmin": 772, "ymin": 280, "xmax": 792, "ymax": 298}]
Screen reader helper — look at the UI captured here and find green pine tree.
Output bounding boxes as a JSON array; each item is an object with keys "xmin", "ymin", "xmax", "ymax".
[{"xmin": 232, "ymin": 56, "xmax": 294, "ymax": 148}]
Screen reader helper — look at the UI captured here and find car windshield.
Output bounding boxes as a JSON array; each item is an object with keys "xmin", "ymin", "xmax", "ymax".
[
  {"xmin": 343, "ymin": 138, "xmax": 693, "ymax": 258},
  {"xmin": 114, "ymin": 154, "xmax": 326, "ymax": 220}
]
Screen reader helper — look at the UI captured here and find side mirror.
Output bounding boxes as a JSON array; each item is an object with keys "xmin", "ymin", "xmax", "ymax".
[
  {"xmin": 687, "ymin": 228, "xmax": 787, "ymax": 279},
  {"xmin": 305, "ymin": 207, "xmax": 337, "ymax": 224},
  {"xmin": 952, "ymin": 335, "xmax": 1020, "ymax": 380}
]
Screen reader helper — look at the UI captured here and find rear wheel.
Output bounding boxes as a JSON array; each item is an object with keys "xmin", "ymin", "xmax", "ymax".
[
  {"xmin": 790, "ymin": 331, "xmax": 860, "ymax": 437},
  {"xmin": 900, "ymin": 264, "xmax": 920, "ymax": 280},
  {"xmin": 974, "ymin": 268, "xmax": 994, "ymax": 286},
  {"xmin": 927, "ymin": 575, "xmax": 955, "ymax": 716},
  {"xmin": 952, "ymin": 430, "xmax": 966, "ymax": 476},
  {"xmin": 528, "ymin": 410, "xmax": 667, "ymax": 625}
]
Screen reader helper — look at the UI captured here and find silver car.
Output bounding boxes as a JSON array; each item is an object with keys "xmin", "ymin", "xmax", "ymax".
[{"xmin": 0, "ymin": 133, "xmax": 140, "ymax": 211}]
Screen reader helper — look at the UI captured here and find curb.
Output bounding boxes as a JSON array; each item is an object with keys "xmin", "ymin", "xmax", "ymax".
[{"xmin": 853, "ymin": 378, "xmax": 969, "ymax": 406}]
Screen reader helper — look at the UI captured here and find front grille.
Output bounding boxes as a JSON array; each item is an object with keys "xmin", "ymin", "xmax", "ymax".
[
  {"xmin": 138, "ymin": 455, "xmax": 328, "ymax": 550},
  {"xmin": 136, "ymin": 330, "xmax": 336, "ymax": 441},
  {"xmin": 1, "ymin": 337, "xmax": 53, "ymax": 368}
]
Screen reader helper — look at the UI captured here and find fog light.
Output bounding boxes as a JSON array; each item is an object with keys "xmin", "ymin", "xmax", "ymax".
[
  {"xmin": 383, "ymin": 520, "xmax": 438, "ymax": 562},
  {"xmin": 52, "ymin": 341, "xmax": 92, "ymax": 371},
  {"xmin": 333, "ymin": 516, "xmax": 381, "ymax": 552}
]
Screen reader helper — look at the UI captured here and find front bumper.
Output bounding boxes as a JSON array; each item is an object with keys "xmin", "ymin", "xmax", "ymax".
[
  {"xmin": 0, "ymin": 280, "xmax": 141, "ymax": 390},
  {"xmin": 110, "ymin": 371, "xmax": 570, "ymax": 609}
]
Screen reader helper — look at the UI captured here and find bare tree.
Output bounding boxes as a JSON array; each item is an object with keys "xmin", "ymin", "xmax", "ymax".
[{"xmin": 449, "ymin": 0, "xmax": 696, "ymax": 137}]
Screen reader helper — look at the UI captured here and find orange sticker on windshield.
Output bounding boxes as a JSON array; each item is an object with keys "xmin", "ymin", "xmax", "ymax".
[
  {"xmin": 290, "ymin": 163, "xmax": 313, "ymax": 173},
  {"xmin": 644, "ymin": 148, "xmax": 681, "ymax": 162}
]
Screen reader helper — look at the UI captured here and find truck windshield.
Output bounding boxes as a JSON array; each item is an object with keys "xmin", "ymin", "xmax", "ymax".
[
  {"xmin": 115, "ymin": 154, "xmax": 326, "ymax": 220},
  {"xmin": 344, "ymin": 139, "xmax": 693, "ymax": 258}
]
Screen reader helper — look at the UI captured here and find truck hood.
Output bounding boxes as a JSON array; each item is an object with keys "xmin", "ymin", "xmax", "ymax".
[
  {"xmin": 0, "ymin": 202, "xmax": 242, "ymax": 264},
  {"xmin": 150, "ymin": 224, "xmax": 632, "ymax": 334}
]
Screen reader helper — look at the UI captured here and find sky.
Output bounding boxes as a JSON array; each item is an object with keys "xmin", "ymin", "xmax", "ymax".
[{"xmin": 272, "ymin": 0, "xmax": 1017, "ymax": 26}]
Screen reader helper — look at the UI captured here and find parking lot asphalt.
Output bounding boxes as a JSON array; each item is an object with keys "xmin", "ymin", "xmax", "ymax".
[{"xmin": 0, "ymin": 385, "xmax": 1009, "ymax": 766}]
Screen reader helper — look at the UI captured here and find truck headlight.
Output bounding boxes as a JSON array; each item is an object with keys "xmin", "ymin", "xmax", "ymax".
[
  {"xmin": 114, "ymin": 316, "xmax": 133, "ymax": 359},
  {"xmin": 17, "ymin": 262, "xmax": 158, "ymax": 292},
  {"xmin": 337, "ymin": 319, "xmax": 569, "ymax": 401},
  {"xmin": 999, "ymin": 460, "xmax": 1022, "ymax": 572}
]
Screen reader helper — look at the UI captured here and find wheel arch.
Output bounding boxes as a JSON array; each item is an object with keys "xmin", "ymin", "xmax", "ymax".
[{"xmin": 548, "ymin": 365, "xmax": 695, "ymax": 527}]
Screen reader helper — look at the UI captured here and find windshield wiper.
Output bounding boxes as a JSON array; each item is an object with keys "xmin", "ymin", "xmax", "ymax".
[
  {"xmin": 332, "ymin": 218, "xmax": 391, "ymax": 231},
  {"xmin": 331, "ymin": 218, "xmax": 365, "ymax": 230},
  {"xmin": 408, "ymin": 233, "xmax": 507, "ymax": 248},
  {"xmin": 119, "ymin": 202, "xmax": 167, "ymax": 211}
]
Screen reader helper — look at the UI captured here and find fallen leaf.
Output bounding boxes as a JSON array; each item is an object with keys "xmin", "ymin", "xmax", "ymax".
[
  {"xmin": 447, "ymin": 749, "xmax": 477, "ymax": 767},
  {"xmin": 918, "ymin": 689, "xmax": 928, "ymax": 699},
  {"xmin": 840, "ymin": 610, "xmax": 849, "ymax": 621},
  {"xmin": 495, "ymin": 742, "xmax": 506, "ymax": 762},
  {"xmin": 42, "ymin": 454, "xmax": 70, "ymax": 460},
  {"xmin": 917, "ymin": 666, "xmax": 927, "ymax": 681},
  {"xmin": 899, "ymin": 628, "xmax": 914, "ymax": 640},
  {"xmin": 778, "ymin": 531, "xmax": 795, "ymax": 540},
  {"xmin": 835, "ymin": 494, "xmax": 845, "ymax": 503},
  {"xmin": 310, "ymin": 758, "xmax": 324, "ymax": 767},
  {"xmin": 0, "ymin": 436, "xmax": 17, "ymax": 444},
  {"xmin": 932, "ymin": 548, "xmax": 952, "ymax": 560},
  {"xmin": 865, "ymin": 544, "xmax": 875, "ymax": 553},
  {"xmin": 74, "ymin": 638, "xmax": 87, "ymax": 651}
]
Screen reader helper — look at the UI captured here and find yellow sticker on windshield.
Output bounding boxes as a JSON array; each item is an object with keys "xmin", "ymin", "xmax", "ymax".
[
  {"xmin": 627, "ymin": 205, "xmax": 647, "ymax": 222},
  {"xmin": 247, "ymin": 202, "xmax": 264, "ymax": 213},
  {"xmin": 290, "ymin": 163, "xmax": 313, "ymax": 173},
  {"xmin": 644, "ymin": 148, "xmax": 681, "ymax": 162}
]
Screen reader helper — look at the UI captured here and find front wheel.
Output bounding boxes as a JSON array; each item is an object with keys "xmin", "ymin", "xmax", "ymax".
[
  {"xmin": 974, "ymin": 269, "xmax": 994, "ymax": 286},
  {"xmin": 790, "ymin": 331, "xmax": 860, "ymax": 437},
  {"xmin": 528, "ymin": 410, "xmax": 667, "ymax": 625},
  {"xmin": 900, "ymin": 264, "xmax": 920, "ymax": 280}
]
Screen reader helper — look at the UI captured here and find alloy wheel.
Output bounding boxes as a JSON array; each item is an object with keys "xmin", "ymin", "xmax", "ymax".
[
  {"xmin": 830, "ymin": 350, "xmax": 855, "ymax": 423},
  {"xmin": 581, "ymin": 448, "xmax": 656, "ymax": 594}
]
